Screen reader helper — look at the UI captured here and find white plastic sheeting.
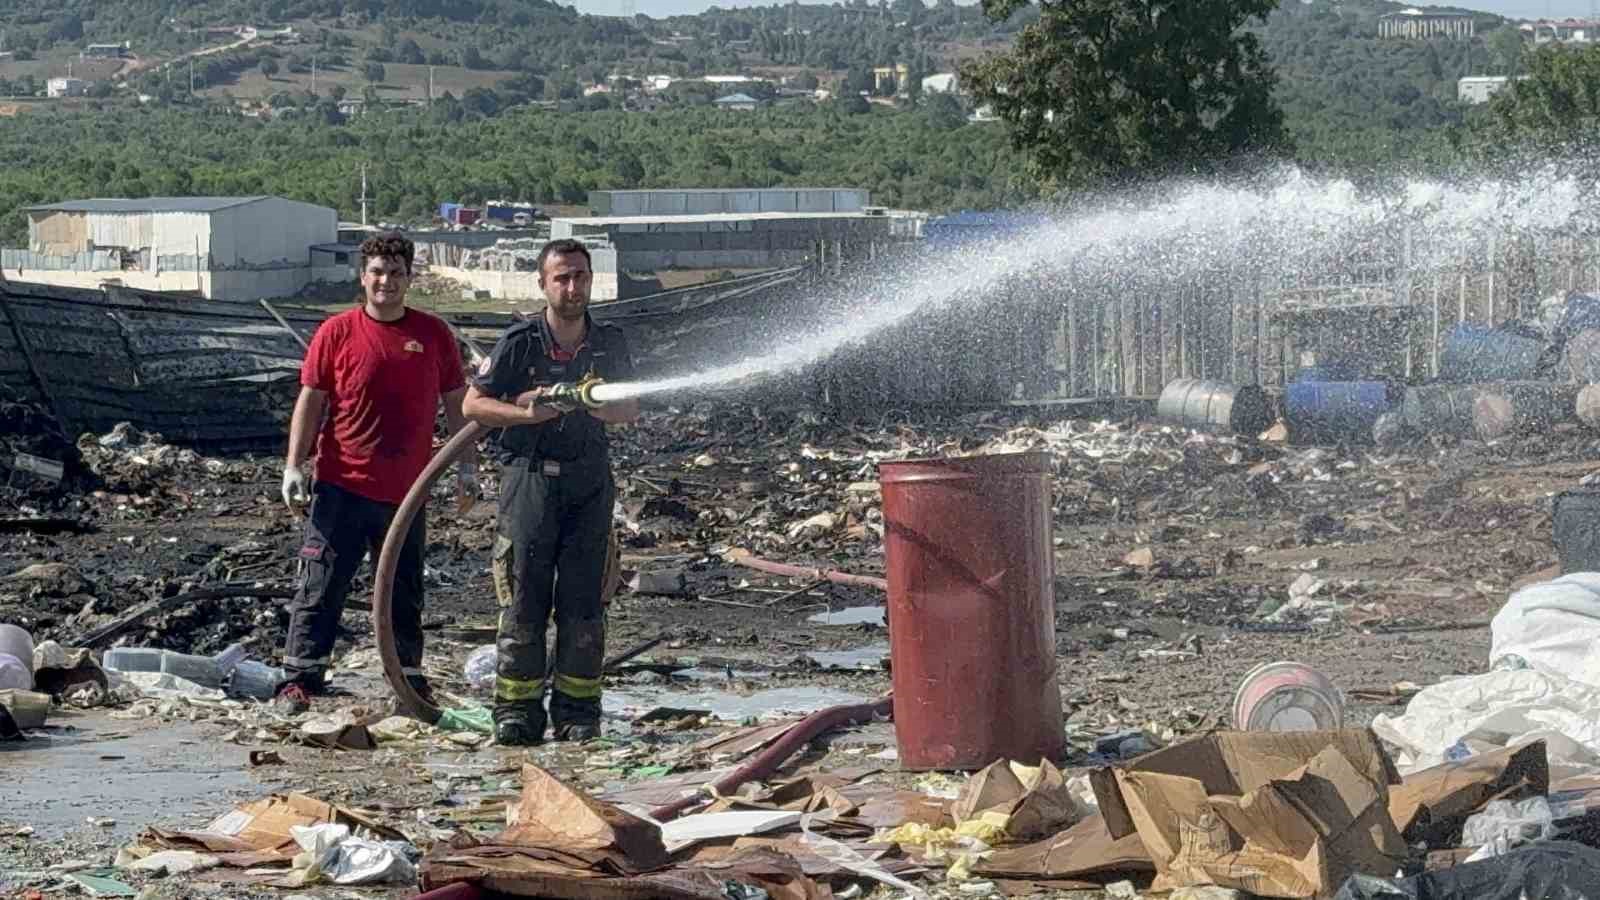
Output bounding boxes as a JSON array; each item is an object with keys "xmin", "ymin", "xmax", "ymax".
[
  {"xmin": 1370, "ymin": 669, "xmax": 1600, "ymax": 774},
  {"xmin": 1490, "ymin": 572, "xmax": 1600, "ymax": 689},
  {"xmin": 1373, "ymin": 574, "xmax": 1600, "ymax": 774}
]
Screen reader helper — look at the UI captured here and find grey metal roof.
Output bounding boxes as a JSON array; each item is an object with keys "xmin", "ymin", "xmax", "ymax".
[{"xmin": 23, "ymin": 196, "xmax": 270, "ymax": 214}]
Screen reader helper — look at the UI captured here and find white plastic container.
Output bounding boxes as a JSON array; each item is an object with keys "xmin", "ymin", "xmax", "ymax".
[
  {"xmin": 0, "ymin": 654, "xmax": 30, "ymax": 691},
  {"xmin": 0, "ymin": 624, "xmax": 34, "ymax": 688}
]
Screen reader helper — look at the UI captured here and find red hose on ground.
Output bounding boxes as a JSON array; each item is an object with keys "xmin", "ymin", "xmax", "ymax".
[
  {"xmin": 724, "ymin": 548, "xmax": 889, "ymax": 592},
  {"xmin": 373, "ymin": 422, "xmax": 485, "ymax": 725},
  {"xmin": 649, "ymin": 696, "xmax": 893, "ymax": 822}
]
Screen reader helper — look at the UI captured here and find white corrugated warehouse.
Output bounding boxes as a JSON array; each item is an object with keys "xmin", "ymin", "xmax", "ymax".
[
  {"xmin": 12, "ymin": 196, "xmax": 338, "ymax": 300},
  {"xmin": 588, "ymin": 188, "xmax": 870, "ymax": 217}
]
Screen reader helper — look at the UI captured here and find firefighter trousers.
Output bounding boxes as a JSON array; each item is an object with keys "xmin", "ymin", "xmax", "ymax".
[
  {"xmin": 284, "ymin": 482, "xmax": 425, "ymax": 687},
  {"xmin": 492, "ymin": 459, "xmax": 613, "ymax": 727}
]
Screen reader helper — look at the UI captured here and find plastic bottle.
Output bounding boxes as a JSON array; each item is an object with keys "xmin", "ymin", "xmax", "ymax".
[
  {"xmin": 464, "ymin": 644, "xmax": 496, "ymax": 693},
  {"xmin": 227, "ymin": 659, "xmax": 288, "ymax": 700},
  {"xmin": 102, "ymin": 647, "xmax": 225, "ymax": 688}
]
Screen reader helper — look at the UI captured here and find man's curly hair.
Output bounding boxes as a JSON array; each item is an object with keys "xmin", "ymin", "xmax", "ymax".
[{"xmin": 359, "ymin": 232, "xmax": 415, "ymax": 274}]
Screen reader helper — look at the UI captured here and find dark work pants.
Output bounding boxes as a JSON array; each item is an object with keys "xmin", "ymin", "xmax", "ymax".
[
  {"xmin": 284, "ymin": 482, "xmax": 425, "ymax": 687},
  {"xmin": 492, "ymin": 459, "xmax": 613, "ymax": 727}
]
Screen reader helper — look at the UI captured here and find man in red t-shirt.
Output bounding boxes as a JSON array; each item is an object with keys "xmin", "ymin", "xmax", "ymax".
[{"xmin": 275, "ymin": 232, "xmax": 477, "ymax": 713}]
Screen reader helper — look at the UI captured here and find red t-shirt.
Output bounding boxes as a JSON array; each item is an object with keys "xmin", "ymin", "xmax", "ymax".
[{"xmin": 301, "ymin": 306, "xmax": 466, "ymax": 505}]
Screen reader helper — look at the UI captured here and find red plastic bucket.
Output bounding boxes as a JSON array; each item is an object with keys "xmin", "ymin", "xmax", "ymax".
[{"xmin": 879, "ymin": 452, "xmax": 1064, "ymax": 770}]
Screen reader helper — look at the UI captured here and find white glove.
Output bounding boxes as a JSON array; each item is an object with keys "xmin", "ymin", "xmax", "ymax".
[
  {"xmin": 457, "ymin": 463, "xmax": 480, "ymax": 514},
  {"xmin": 281, "ymin": 464, "xmax": 311, "ymax": 511}
]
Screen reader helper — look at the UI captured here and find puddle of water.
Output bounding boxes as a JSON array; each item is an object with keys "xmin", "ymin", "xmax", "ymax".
[
  {"xmin": 604, "ymin": 685, "xmax": 873, "ymax": 722},
  {"xmin": 806, "ymin": 606, "xmax": 886, "ymax": 627},
  {"xmin": 0, "ymin": 718, "xmax": 253, "ymax": 841},
  {"xmin": 676, "ymin": 666, "xmax": 773, "ymax": 682},
  {"xmin": 807, "ymin": 644, "xmax": 889, "ymax": 671}
]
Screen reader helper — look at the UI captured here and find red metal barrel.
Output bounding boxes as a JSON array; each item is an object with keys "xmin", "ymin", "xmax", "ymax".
[{"xmin": 879, "ymin": 452, "xmax": 1064, "ymax": 770}]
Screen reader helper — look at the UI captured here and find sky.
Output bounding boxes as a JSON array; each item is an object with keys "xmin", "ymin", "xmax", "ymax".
[{"xmin": 566, "ymin": 0, "xmax": 1599, "ymax": 18}]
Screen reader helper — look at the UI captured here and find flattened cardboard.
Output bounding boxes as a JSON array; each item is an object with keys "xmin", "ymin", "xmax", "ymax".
[
  {"xmin": 1089, "ymin": 729, "xmax": 1404, "ymax": 898},
  {"xmin": 974, "ymin": 812, "xmax": 1153, "ymax": 882},
  {"xmin": 1387, "ymin": 740, "xmax": 1547, "ymax": 844},
  {"xmin": 502, "ymin": 765, "xmax": 671, "ymax": 873}
]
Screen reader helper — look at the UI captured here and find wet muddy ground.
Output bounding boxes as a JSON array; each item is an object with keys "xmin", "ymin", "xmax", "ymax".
[{"xmin": 1, "ymin": 403, "xmax": 1590, "ymax": 896}]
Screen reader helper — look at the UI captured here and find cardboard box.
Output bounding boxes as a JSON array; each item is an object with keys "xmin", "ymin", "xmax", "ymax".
[{"xmin": 1090, "ymin": 729, "xmax": 1405, "ymax": 898}]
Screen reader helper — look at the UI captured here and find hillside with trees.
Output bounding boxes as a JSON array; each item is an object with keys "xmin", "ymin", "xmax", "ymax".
[{"xmin": 0, "ymin": 101, "xmax": 1030, "ymax": 245}]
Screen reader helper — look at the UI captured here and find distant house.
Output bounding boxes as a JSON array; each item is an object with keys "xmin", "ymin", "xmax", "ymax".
[
  {"xmin": 47, "ymin": 78, "xmax": 88, "ymax": 98},
  {"xmin": 1378, "ymin": 8, "xmax": 1475, "ymax": 40},
  {"xmin": 645, "ymin": 74, "xmax": 675, "ymax": 92},
  {"xmin": 873, "ymin": 63, "xmax": 909, "ymax": 95},
  {"xmin": 714, "ymin": 92, "xmax": 760, "ymax": 111},
  {"xmin": 922, "ymin": 72, "xmax": 959, "ymax": 95},
  {"xmin": 1458, "ymin": 75, "xmax": 1525, "ymax": 104},
  {"xmin": 704, "ymin": 74, "xmax": 759, "ymax": 86},
  {"xmin": 81, "ymin": 42, "xmax": 130, "ymax": 59},
  {"xmin": 583, "ymin": 83, "xmax": 613, "ymax": 97}
]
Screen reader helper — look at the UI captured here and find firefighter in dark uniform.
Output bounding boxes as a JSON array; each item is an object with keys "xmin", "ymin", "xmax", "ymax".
[{"xmin": 463, "ymin": 238, "xmax": 639, "ymax": 745}]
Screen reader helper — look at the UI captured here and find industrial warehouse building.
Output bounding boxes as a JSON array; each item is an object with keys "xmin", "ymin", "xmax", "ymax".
[
  {"xmin": 2, "ymin": 196, "xmax": 339, "ymax": 301},
  {"xmin": 551, "ymin": 210, "xmax": 894, "ymax": 270},
  {"xmin": 588, "ymin": 188, "xmax": 870, "ymax": 217}
]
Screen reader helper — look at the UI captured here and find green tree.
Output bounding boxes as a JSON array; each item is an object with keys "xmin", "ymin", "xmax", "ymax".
[
  {"xmin": 961, "ymin": 0, "xmax": 1289, "ymax": 188},
  {"xmin": 260, "ymin": 58, "xmax": 280, "ymax": 78},
  {"xmin": 397, "ymin": 38, "xmax": 426, "ymax": 65},
  {"xmin": 363, "ymin": 62, "xmax": 387, "ymax": 85},
  {"xmin": 1487, "ymin": 26, "xmax": 1526, "ymax": 77},
  {"xmin": 460, "ymin": 46, "xmax": 487, "ymax": 70},
  {"xmin": 1475, "ymin": 44, "xmax": 1600, "ymax": 153}
]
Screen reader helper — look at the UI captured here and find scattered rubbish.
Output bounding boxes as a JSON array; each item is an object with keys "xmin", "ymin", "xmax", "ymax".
[
  {"xmin": 951, "ymin": 758, "xmax": 1093, "ymax": 843},
  {"xmin": 660, "ymin": 811, "xmax": 804, "ymax": 854},
  {"xmin": 65, "ymin": 872, "xmax": 137, "ymax": 897},
  {"xmin": 1090, "ymin": 729, "xmax": 1404, "ymax": 897},
  {"xmin": 1386, "ymin": 740, "xmax": 1548, "ymax": 846},
  {"xmin": 462, "ymin": 645, "xmax": 497, "ymax": 693},
  {"xmin": 119, "ymin": 849, "xmax": 221, "ymax": 876},
  {"xmin": 1334, "ymin": 840, "xmax": 1600, "ymax": 900},
  {"xmin": 297, "ymin": 713, "xmax": 377, "ymax": 751},
  {"xmin": 101, "ymin": 644, "xmax": 243, "ymax": 690},
  {"xmin": 436, "ymin": 705, "xmax": 494, "ymax": 734},
  {"xmin": 1232, "ymin": 660, "xmax": 1345, "ymax": 732},
  {"xmin": 805, "ymin": 606, "xmax": 886, "ymax": 627},
  {"xmin": 250, "ymin": 750, "xmax": 286, "ymax": 767},
  {"xmin": 0, "ymin": 623, "xmax": 35, "ymax": 690},
  {"xmin": 630, "ymin": 568, "xmax": 690, "ymax": 595},
  {"xmin": 283, "ymin": 823, "xmax": 418, "ymax": 886},
  {"xmin": 226, "ymin": 658, "xmax": 287, "ymax": 700},
  {"xmin": 1491, "ymin": 572, "xmax": 1600, "ymax": 689}
]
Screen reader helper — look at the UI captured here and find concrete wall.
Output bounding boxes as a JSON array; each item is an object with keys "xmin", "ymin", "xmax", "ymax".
[
  {"xmin": 427, "ymin": 265, "xmax": 618, "ymax": 302},
  {"xmin": 1, "ymin": 266, "xmax": 316, "ymax": 301}
]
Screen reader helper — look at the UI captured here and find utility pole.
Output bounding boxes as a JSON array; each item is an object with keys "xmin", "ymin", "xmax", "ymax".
[
  {"xmin": 189, "ymin": 57, "xmax": 195, "ymax": 94},
  {"xmin": 311, "ymin": 54, "xmax": 317, "ymax": 93},
  {"xmin": 427, "ymin": 64, "xmax": 434, "ymax": 101},
  {"xmin": 359, "ymin": 163, "xmax": 369, "ymax": 228}
]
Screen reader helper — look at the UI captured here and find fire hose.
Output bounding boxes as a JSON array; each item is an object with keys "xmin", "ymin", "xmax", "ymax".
[{"xmin": 372, "ymin": 378, "xmax": 619, "ymax": 724}]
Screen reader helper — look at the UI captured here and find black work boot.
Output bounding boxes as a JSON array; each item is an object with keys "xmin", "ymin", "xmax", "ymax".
[
  {"xmin": 493, "ymin": 701, "xmax": 547, "ymax": 747},
  {"xmin": 550, "ymin": 691, "xmax": 601, "ymax": 743},
  {"xmin": 553, "ymin": 722, "xmax": 601, "ymax": 742}
]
